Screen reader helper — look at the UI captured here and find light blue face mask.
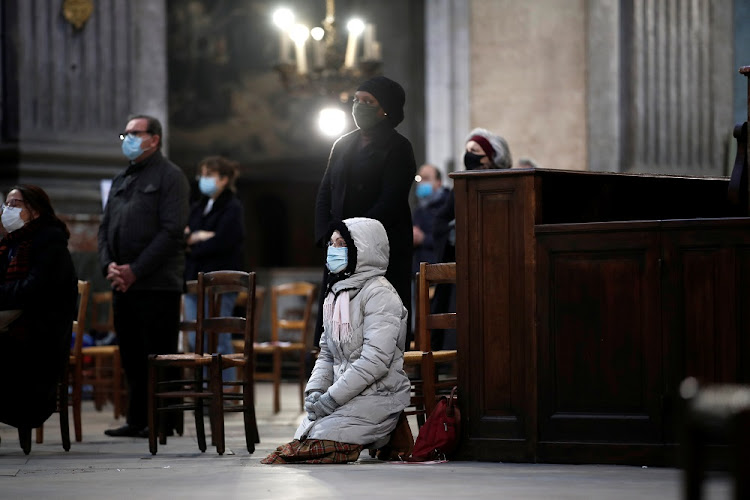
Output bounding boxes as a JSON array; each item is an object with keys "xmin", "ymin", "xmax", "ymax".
[
  {"xmin": 199, "ymin": 176, "xmax": 218, "ymax": 197},
  {"xmin": 416, "ymin": 183, "xmax": 434, "ymax": 199},
  {"xmin": 326, "ymin": 246, "xmax": 348, "ymax": 274},
  {"xmin": 121, "ymin": 134, "xmax": 144, "ymax": 161}
]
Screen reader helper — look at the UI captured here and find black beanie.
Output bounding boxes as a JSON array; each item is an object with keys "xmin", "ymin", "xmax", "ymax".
[{"xmin": 357, "ymin": 76, "xmax": 405, "ymax": 127}]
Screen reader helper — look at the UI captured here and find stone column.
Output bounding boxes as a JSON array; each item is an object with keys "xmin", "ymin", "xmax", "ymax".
[
  {"xmin": 425, "ymin": 0, "xmax": 470, "ymax": 183},
  {"xmin": 587, "ymin": 0, "xmax": 621, "ymax": 172},
  {"xmin": 131, "ymin": 0, "xmax": 169, "ymax": 155}
]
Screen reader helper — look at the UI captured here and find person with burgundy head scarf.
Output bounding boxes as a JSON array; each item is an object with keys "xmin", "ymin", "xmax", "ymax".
[
  {"xmin": 430, "ymin": 128, "xmax": 512, "ymax": 351},
  {"xmin": 433, "ymin": 127, "xmax": 512, "ymax": 264},
  {"xmin": 313, "ymin": 76, "xmax": 417, "ymax": 349},
  {"xmin": 0, "ymin": 184, "xmax": 77, "ymax": 431}
]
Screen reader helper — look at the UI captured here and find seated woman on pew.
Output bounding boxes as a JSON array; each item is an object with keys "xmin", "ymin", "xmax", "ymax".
[
  {"xmin": 262, "ymin": 217, "xmax": 411, "ymax": 464},
  {"xmin": 0, "ymin": 185, "xmax": 77, "ymax": 430}
]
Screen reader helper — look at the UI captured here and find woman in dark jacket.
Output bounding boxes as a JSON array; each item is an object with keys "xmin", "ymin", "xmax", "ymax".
[
  {"xmin": 314, "ymin": 76, "xmax": 417, "ymax": 347},
  {"xmin": 184, "ymin": 156, "xmax": 245, "ymax": 364},
  {"xmin": 0, "ymin": 184, "xmax": 77, "ymax": 430}
]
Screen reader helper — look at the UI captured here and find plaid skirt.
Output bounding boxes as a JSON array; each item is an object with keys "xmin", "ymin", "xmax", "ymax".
[{"xmin": 261, "ymin": 439, "xmax": 363, "ymax": 464}]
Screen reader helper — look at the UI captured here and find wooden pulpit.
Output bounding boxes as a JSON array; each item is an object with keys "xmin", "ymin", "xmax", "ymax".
[{"xmin": 452, "ymin": 68, "xmax": 750, "ymax": 466}]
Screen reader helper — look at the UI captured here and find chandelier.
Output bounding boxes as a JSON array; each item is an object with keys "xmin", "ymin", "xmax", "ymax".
[{"xmin": 272, "ymin": 0, "xmax": 383, "ymax": 98}]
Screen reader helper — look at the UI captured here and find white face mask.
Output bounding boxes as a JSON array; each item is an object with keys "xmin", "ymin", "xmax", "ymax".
[{"xmin": 1, "ymin": 205, "xmax": 25, "ymax": 233}]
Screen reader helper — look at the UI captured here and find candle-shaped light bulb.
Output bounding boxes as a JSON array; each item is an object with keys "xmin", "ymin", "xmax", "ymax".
[
  {"xmin": 344, "ymin": 18, "xmax": 365, "ymax": 69},
  {"xmin": 363, "ymin": 23, "xmax": 375, "ymax": 60},
  {"xmin": 289, "ymin": 24, "xmax": 310, "ymax": 75},
  {"xmin": 272, "ymin": 8, "xmax": 295, "ymax": 64},
  {"xmin": 272, "ymin": 8, "xmax": 294, "ymax": 29},
  {"xmin": 311, "ymin": 27, "xmax": 326, "ymax": 69},
  {"xmin": 311, "ymin": 27, "xmax": 325, "ymax": 41}
]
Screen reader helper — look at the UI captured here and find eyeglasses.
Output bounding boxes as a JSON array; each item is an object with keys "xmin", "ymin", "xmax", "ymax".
[
  {"xmin": 119, "ymin": 130, "xmax": 152, "ymax": 141},
  {"xmin": 2, "ymin": 199, "xmax": 25, "ymax": 209}
]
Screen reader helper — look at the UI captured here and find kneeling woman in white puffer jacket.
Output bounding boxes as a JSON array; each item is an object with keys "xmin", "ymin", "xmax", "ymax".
[{"xmin": 262, "ymin": 217, "xmax": 411, "ymax": 464}]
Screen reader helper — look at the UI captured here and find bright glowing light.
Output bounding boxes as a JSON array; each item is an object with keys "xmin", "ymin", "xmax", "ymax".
[
  {"xmin": 289, "ymin": 24, "xmax": 309, "ymax": 44},
  {"xmin": 318, "ymin": 108, "xmax": 347, "ymax": 137},
  {"xmin": 311, "ymin": 27, "xmax": 325, "ymax": 41},
  {"xmin": 414, "ymin": 174, "xmax": 422, "ymax": 182},
  {"xmin": 347, "ymin": 18, "xmax": 365, "ymax": 36},
  {"xmin": 272, "ymin": 8, "xmax": 294, "ymax": 30}
]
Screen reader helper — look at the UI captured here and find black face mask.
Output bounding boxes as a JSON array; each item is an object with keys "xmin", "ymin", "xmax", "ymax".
[{"xmin": 464, "ymin": 151, "xmax": 486, "ymax": 170}]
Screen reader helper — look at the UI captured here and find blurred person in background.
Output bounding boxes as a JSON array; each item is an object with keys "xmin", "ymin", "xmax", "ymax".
[{"xmin": 184, "ymin": 155, "xmax": 245, "ymax": 379}]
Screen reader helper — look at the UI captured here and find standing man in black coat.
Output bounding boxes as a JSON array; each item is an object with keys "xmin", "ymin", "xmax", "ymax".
[
  {"xmin": 98, "ymin": 114, "xmax": 190, "ymax": 437},
  {"xmin": 314, "ymin": 76, "xmax": 416, "ymax": 347}
]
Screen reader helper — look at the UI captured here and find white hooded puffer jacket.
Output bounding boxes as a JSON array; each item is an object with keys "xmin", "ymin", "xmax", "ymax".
[{"xmin": 295, "ymin": 217, "xmax": 411, "ymax": 446}]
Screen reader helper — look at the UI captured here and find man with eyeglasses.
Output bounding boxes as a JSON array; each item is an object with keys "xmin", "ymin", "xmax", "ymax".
[{"xmin": 98, "ymin": 114, "xmax": 189, "ymax": 438}]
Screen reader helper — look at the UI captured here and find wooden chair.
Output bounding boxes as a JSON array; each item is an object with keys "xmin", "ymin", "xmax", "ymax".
[
  {"xmin": 403, "ymin": 262, "xmax": 458, "ymax": 423},
  {"xmin": 67, "ymin": 280, "xmax": 90, "ymax": 442},
  {"xmin": 230, "ymin": 285, "xmax": 265, "ymax": 394},
  {"xmin": 30, "ymin": 280, "xmax": 89, "ymax": 450},
  {"xmin": 179, "ymin": 280, "xmax": 198, "ymax": 353},
  {"xmin": 207, "ymin": 271, "xmax": 262, "ymax": 454},
  {"xmin": 230, "ymin": 285, "xmax": 265, "ymax": 359},
  {"xmin": 81, "ymin": 291, "xmax": 125, "ymax": 419},
  {"xmin": 254, "ymin": 281, "xmax": 316, "ymax": 413},
  {"xmin": 148, "ymin": 270, "xmax": 258, "ymax": 455}
]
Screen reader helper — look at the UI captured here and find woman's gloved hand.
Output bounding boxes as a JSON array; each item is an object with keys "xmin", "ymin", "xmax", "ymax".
[
  {"xmin": 304, "ymin": 391, "xmax": 323, "ymax": 421},
  {"xmin": 311, "ymin": 392, "xmax": 340, "ymax": 419}
]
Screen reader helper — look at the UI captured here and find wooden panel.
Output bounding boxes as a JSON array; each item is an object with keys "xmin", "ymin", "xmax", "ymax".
[
  {"xmin": 660, "ymin": 221, "xmax": 750, "ymax": 441},
  {"xmin": 455, "ymin": 172, "xmax": 536, "ymax": 461},
  {"xmin": 537, "ymin": 227, "xmax": 662, "ymax": 444},
  {"xmin": 740, "ymin": 247, "xmax": 750, "ymax": 383}
]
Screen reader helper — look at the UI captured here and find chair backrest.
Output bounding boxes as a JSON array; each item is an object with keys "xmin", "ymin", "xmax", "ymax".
[
  {"xmin": 180, "ymin": 280, "xmax": 198, "ymax": 353},
  {"xmin": 416, "ymin": 262, "xmax": 456, "ymax": 352},
  {"xmin": 196, "ymin": 271, "xmax": 256, "ymax": 357},
  {"xmin": 71, "ymin": 280, "xmax": 91, "ymax": 358},
  {"xmin": 89, "ymin": 290, "xmax": 113, "ymax": 333},
  {"xmin": 270, "ymin": 281, "xmax": 317, "ymax": 346},
  {"xmin": 236, "ymin": 285, "xmax": 266, "ymax": 340}
]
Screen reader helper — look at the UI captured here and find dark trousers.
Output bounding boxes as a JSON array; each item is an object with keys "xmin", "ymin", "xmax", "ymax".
[{"xmin": 113, "ymin": 290, "xmax": 180, "ymax": 428}]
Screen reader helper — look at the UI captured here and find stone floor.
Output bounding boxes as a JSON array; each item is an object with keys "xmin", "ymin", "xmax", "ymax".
[{"xmin": 0, "ymin": 383, "xmax": 733, "ymax": 499}]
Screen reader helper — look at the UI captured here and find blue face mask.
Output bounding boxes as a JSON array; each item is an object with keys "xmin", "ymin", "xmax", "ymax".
[
  {"xmin": 416, "ymin": 183, "xmax": 434, "ymax": 199},
  {"xmin": 121, "ymin": 134, "xmax": 144, "ymax": 161},
  {"xmin": 326, "ymin": 246, "xmax": 348, "ymax": 274},
  {"xmin": 199, "ymin": 176, "xmax": 218, "ymax": 197}
]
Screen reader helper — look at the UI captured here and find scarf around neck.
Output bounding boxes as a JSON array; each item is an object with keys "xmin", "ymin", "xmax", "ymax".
[{"xmin": 323, "ymin": 289, "xmax": 352, "ymax": 344}]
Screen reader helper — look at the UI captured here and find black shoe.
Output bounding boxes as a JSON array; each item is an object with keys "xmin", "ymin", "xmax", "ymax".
[
  {"xmin": 104, "ymin": 424, "xmax": 146, "ymax": 437},
  {"xmin": 136, "ymin": 426, "xmax": 174, "ymax": 438}
]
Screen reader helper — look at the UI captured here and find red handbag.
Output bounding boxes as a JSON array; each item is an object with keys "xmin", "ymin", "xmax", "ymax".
[{"xmin": 408, "ymin": 386, "xmax": 460, "ymax": 461}]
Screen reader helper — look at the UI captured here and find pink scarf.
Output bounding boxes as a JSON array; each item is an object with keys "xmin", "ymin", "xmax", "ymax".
[{"xmin": 323, "ymin": 290, "xmax": 352, "ymax": 343}]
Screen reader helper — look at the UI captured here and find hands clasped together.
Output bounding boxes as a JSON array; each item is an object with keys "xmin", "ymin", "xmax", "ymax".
[
  {"xmin": 304, "ymin": 391, "xmax": 340, "ymax": 421},
  {"xmin": 106, "ymin": 262, "xmax": 136, "ymax": 293}
]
